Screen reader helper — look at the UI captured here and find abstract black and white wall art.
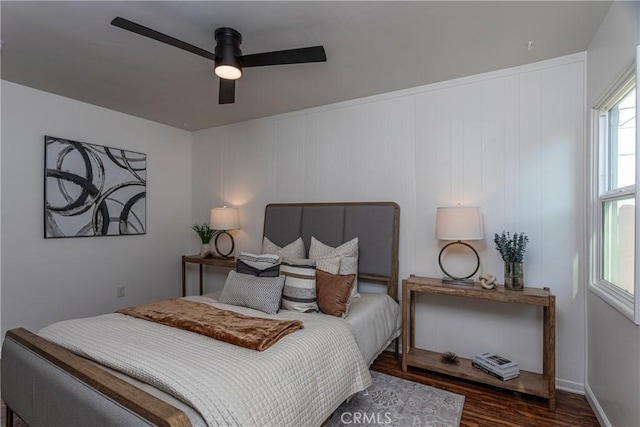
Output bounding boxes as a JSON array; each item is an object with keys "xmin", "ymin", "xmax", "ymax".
[{"xmin": 44, "ymin": 136, "xmax": 146, "ymax": 238}]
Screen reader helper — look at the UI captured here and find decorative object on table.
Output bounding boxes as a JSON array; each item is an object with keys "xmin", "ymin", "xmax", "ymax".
[
  {"xmin": 494, "ymin": 232, "xmax": 529, "ymax": 290},
  {"xmin": 44, "ymin": 135, "xmax": 146, "ymax": 238},
  {"xmin": 191, "ymin": 223, "xmax": 218, "ymax": 258},
  {"xmin": 479, "ymin": 274, "xmax": 497, "ymax": 289},
  {"xmin": 210, "ymin": 206, "xmax": 240, "ymax": 258},
  {"xmin": 435, "ymin": 205, "xmax": 484, "ymax": 285},
  {"xmin": 472, "ymin": 352, "xmax": 520, "ymax": 381},
  {"xmin": 441, "ymin": 351, "xmax": 459, "ymax": 365}
]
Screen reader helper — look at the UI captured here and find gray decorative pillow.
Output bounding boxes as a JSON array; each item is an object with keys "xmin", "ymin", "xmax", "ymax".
[
  {"xmin": 309, "ymin": 236, "xmax": 360, "ymax": 299},
  {"xmin": 262, "ymin": 236, "xmax": 306, "ymax": 260},
  {"xmin": 238, "ymin": 252, "xmax": 280, "ymax": 270},
  {"xmin": 236, "ymin": 260, "xmax": 280, "ymax": 277},
  {"xmin": 219, "ymin": 271, "xmax": 285, "ymax": 314},
  {"xmin": 280, "ymin": 259, "xmax": 318, "ymax": 313}
]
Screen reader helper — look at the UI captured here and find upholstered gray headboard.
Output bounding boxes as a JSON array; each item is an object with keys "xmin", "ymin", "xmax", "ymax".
[{"xmin": 263, "ymin": 202, "xmax": 400, "ymax": 300}]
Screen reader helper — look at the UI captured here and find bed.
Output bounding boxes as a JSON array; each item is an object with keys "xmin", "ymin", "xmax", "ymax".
[{"xmin": 2, "ymin": 201, "xmax": 400, "ymax": 427}]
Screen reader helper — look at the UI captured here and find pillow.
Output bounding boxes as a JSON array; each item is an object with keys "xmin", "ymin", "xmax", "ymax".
[
  {"xmin": 262, "ymin": 236, "xmax": 306, "ymax": 260},
  {"xmin": 309, "ymin": 237, "xmax": 360, "ymax": 299},
  {"xmin": 238, "ymin": 252, "xmax": 280, "ymax": 270},
  {"xmin": 314, "ymin": 256, "xmax": 343, "ymax": 275},
  {"xmin": 315, "ymin": 270, "xmax": 355, "ymax": 318},
  {"xmin": 236, "ymin": 252, "xmax": 280, "ymax": 277},
  {"xmin": 219, "ymin": 271, "xmax": 285, "ymax": 314},
  {"xmin": 236, "ymin": 260, "xmax": 280, "ymax": 277},
  {"xmin": 280, "ymin": 259, "xmax": 318, "ymax": 313}
]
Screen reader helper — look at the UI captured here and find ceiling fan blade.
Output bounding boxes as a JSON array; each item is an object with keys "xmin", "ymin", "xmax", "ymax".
[
  {"xmin": 241, "ymin": 46, "xmax": 326, "ymax": 68},
  {"xmin": 219, "ymin": 79, "xmax": 236, "ymax": 104},
  {"xmin": 111, "ymin": 17, "xmax": 216, "ymax": 62}
]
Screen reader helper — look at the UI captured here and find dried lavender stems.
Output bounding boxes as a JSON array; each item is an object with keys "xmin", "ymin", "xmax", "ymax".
[{"xmin": 494, "ymin": 232, "xmax": 529, "ymax": 263}]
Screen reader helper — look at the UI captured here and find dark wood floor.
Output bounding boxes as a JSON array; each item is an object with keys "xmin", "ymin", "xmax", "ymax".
[{"xmin": 371, "ymin": 352, "xmax": 600, "ymax": 427}]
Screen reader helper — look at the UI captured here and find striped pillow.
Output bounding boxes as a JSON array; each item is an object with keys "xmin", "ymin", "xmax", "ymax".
[
  {"xmin": 280, "ymin": 260, "xmax": 318, "ymax": 313},
  {"xmin": 238, "ymin": 252, "xmax": 280, "ymax": 270},
  {"xmin": 236, "ymin": 260, "xmax": 280, "ymax": 277},
  {"xmin": 237, "ymin": 252, "xmax": 280, "ymax": 277}
]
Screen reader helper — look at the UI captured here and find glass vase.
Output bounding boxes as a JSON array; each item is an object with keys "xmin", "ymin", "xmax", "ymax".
[
  {"xmin": 200, "ymin": 243, "xmax": 213, "ymax": 258},
  {"xmin": 504, "ymin": 262, "xmax": 524, "ymax": 290}
]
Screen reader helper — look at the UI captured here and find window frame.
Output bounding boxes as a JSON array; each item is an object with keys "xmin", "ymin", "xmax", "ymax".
[{"xmin": 590, "ymin": 61, "xmax": 639, "ymax": 324}]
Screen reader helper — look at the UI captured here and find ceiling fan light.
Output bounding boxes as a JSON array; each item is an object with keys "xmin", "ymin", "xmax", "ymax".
[{"xmin": 215, "ymin": 64, "xmax": 242, "ymax": 80}]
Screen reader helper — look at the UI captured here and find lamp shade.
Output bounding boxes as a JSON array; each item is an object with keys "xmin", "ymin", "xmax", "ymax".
[
  {"xmin": 435, "ymin": 206, "xmax": 484, "ymax": 241},
  {"xmin": 210, "ymin": 207, "xmax": 240, "ymax": 231}
]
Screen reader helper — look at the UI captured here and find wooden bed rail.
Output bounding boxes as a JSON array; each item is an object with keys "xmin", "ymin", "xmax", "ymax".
[{"xmin": 5, "ymin": 328, "xmax": 191, "ymax": 427}]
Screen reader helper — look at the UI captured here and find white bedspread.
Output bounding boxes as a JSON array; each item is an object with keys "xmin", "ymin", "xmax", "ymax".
[
  {"xmin": 347, "ymin": 293, "xmax": 401, "ymax": 365},
  {"xmin": 38, "ymin": 296, "xmax": 372, "ymax": 427}
]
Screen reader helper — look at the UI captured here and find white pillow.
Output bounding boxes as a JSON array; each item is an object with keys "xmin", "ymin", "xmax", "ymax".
[
  {"xmin": 309, "ymin": 237, "xmax": 360, "ymax": 299},
  {"xmin": 262, "ymin": 236, "xmax": 306, "ymax": 260}
]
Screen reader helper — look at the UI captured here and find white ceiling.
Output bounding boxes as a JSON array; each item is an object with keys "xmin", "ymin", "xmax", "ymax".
[{"xmin": 1, "ymin": 1, "xmax": 611, "ymax": 131}]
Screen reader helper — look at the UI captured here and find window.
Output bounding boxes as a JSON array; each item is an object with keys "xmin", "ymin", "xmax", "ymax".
[{"xmin": 592, "ymin": 67, "xmax": 638, "ymax": 322}]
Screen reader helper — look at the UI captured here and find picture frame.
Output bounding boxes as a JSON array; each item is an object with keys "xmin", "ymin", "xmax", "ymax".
[{"xmin": 44, "ymin": 135, "xmax": 147, "ymax": 238}]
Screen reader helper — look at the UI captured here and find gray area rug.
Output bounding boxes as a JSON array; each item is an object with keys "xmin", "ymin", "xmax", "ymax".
[
  {"xmin": 1, "ymin": 371, "xmax": 464, "ymax": 427},
  {"xmin": 327, "ymin": 371, "xmax": 465, "ymax": 427}
]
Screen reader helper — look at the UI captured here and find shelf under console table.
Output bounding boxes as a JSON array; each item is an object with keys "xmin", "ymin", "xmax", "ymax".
[{"xmin": 401, "ymin": 275, "xmax": 556, "ymax": 409}]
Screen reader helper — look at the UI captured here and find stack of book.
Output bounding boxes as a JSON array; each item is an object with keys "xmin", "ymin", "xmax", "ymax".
[{"xmin": 472, "ymin": 352, "xmax": 520, "ymax": 381}]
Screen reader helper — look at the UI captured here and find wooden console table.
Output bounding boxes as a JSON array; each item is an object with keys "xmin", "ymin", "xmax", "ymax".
[
  {"xmin": 181, "ymin": 255, "xmax": 236, "ymax": 296},
  {"xmin": 402, "ymin": 275, "xmax": 556, "ymax": 409}
]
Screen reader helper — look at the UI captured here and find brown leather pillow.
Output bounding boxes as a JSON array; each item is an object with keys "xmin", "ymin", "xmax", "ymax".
[{"xmin": 315, "ymin": 270, "xmax": 355, "ymax": 317}]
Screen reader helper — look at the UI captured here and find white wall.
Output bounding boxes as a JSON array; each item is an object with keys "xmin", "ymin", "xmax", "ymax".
[
  {"xmin": 0, "ymin": 3, "xmax": 4, "ymax": 338},
  {"xmin": 1, "ymin": 81, "xmax": 193, "ymax": 338},
  {"xmin": 587, "ymin": 1, "xmax": 640, "ymax": 108},
  {"xmin": 192, "ymin": 53, "xmax": 586, "ymax": 389},
  {"xmin": 586, "ymin": 2, "xmax": 640, "ymax": 426}
]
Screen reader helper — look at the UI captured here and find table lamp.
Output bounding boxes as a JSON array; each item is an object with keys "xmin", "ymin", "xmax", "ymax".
[
  {"xmin": 435, "ymin": 206, "xmax": 484, "ymax": 285},
  {"xmin": 210, "ymin": 206, "xmax": 240, "ymax": 259}
]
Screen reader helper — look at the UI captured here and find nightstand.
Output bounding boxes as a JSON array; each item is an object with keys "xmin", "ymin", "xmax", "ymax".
[
  {"xmin": 402, "ymin": 275, "xmax": 556, "ymax": 409},
  {"xmin": 181, "ymin": 255, "xmax": 236, "ymax": 296}
]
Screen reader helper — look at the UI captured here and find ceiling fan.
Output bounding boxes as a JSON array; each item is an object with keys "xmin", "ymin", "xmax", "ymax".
[{"xmin": 111, "ymin": 17, "xmax": 327, "ymax": 105}]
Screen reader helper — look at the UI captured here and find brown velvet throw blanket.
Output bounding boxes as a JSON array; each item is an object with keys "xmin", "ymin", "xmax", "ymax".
[{"xmin": 117, "ymin": 299, "xmax": 303, "ymax": 351}]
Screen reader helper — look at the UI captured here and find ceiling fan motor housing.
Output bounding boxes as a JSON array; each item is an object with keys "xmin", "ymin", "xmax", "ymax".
[{"xmin": 215, "ymin": 27, "xmax": 243, "ymax": 71}]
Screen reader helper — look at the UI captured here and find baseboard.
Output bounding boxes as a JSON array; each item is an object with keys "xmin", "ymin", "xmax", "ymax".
[
  {"xmin": 584, "ymin": 383, "xmax": 612, "ymax": 427},
  {"xmin": 556, "ymin": 378, "xmax": 585, "ymax": 395}
]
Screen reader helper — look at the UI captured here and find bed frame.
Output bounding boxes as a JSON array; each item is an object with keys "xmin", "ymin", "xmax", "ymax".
[{"xmin": 3, "ymin": 201, "xmax": 400, "ymax": 427}]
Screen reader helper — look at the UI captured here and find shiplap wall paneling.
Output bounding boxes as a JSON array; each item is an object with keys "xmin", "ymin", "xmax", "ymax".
[
  {"xmin": 538, "ymin": 61, "xmax": 585, "ymax": 384},
  {"xmin": 191, "ymin": 54, "xmax": 586, "ymax": 388},
  {"xmin": 413, "ymin": 73, "xmax": 541, "ymax": 371}
]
